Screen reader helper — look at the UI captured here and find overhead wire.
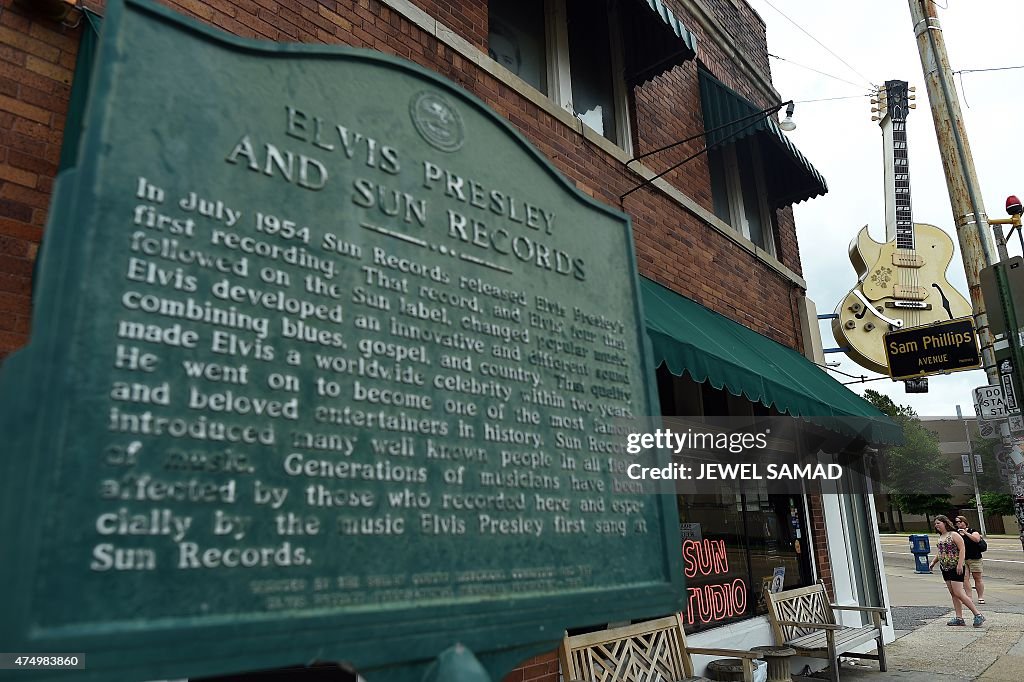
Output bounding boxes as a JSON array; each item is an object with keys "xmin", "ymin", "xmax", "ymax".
[
  {"xmin": 794, "ymin": 94, "xmax": 872, "ymax": 104},
  {"xmin": 954, "ymin": 64, "xmax": 1024, "ymax": 75},
  {"xmin": 757, "ymin": 0, "xmax": 878, "ymax": 89},
  {"xmin": 768, "ymin": 53, "xmax": 866, "ymax": 89},
  {"xmin": 951, "ymin": 65, "xmax": 1024, "ymax": 108},
  {"xmin": 812, "ymin": 361, "xmax": 893, "ymax": 385}
]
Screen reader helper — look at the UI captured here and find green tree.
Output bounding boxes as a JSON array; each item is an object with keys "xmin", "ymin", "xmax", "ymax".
[
  {"xmin": 971, "ymin": 435, "xmax": 1007, "ymax": 494},
  {"xmin": 863, "ymin": 390, "xmax": 953, "ymax": 518},
  {"xmin": 968, "ymin": 492, "xmax": 1015, "ymax": 517}
]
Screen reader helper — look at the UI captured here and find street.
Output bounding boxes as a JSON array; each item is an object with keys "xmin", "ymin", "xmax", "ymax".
[{"xmin": 879, "ymin": 534, "xmax": 1024, "ymax": 585}]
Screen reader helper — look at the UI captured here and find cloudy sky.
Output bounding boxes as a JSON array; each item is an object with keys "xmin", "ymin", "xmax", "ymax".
[{"xmin": 744, "ymin": 0, "xmax": 1024, "ymax": 417}]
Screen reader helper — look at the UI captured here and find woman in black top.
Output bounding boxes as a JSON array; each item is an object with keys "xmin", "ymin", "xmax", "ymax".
[{"xmin": 955, "ymin": 516, "xmax": 986, "ymax": 604}]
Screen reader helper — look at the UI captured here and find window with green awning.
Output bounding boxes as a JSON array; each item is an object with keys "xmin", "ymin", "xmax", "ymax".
[{"xmin": 640, "ymin": 277, "xmax": 901, "ymax": 444}]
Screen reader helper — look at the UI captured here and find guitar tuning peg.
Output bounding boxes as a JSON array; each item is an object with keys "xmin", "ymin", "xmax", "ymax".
[
  {"xmin": 871, "ymin": 107, "xmax": 880, "ymax": 112},
  {"xmin": 871, "ymin": 116, "xmax": 880, "ymax": 121},
  {"xmin": 909, "ymin": 86, "xmax": 917, "ymax": 92},
  {"xmin": 909, "ymin": 103, "xmax": 917, "ymax": 109},
  {"xmin": 909, "ymin": 94, "xmax": 916, "ymax": 100},
  {"xmin": 870, "ymin": 99, "xmax": 878, "ymax": 104}
]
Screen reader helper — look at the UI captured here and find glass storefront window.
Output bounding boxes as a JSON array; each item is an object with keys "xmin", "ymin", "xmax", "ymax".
[
  {"xmin": 659, "ymin": 368, "xmax": 815, "ymax": 633},
  {"xmin": 678, "ymin": 489, "xmax": 812, "ymax": 633}
]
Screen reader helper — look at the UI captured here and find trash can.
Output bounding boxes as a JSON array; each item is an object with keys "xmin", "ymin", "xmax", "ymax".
[{"xmin": 909, "ymin": 534, "xmax": 931, "ymax": 574}]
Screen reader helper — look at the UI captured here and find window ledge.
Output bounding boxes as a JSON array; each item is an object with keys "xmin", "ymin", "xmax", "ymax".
[{"xmin": 377, "ymin": 0, "xmax": 804, "ymax": 290}]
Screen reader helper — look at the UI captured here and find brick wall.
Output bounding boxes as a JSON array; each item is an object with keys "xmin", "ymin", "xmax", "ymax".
[
  {"xmin": 0, "ymin": 0, "xmax": 808, "ymax": 358},
  {"xmin": 0, "ymin": 0, "xmax": 77, "ymax": 356},
  {"xmin": 704, "ymin": 0, "xmax": 771, "ymax": 87},
  {"xmin": 503, "ymin": 651, "xmax": 559, "ymax": 682},
  {"xmin": 808, "ymin": 491, "xmax": 834, "ymax": 597}
]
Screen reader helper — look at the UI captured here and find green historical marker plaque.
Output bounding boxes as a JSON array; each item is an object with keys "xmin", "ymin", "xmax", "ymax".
[{"xmin": 0, "ymin": 1, "xmax": 683, "ymax": 679}]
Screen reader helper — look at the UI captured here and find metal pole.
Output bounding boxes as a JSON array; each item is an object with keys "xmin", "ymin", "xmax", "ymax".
[
  {"xmin": 908, "ymin": 0, "xmax": 998, "ymax": 382},
  {"xmin": 956, "ymin": 404, "xmax": 987, "ymax": 535},
  {"xmin": 909, "ymin": 0, "xmax": 1024, "ymax": 549}
]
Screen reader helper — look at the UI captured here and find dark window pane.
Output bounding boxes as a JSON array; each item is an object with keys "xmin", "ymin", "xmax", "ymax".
[
  {"xmin": 737, "ymin": 139, "xmax": 766, "ymax": 248},
  {"xmin": 745, "ymin": 492, "xmax": 814, "ymax": 616},
  {"xmin": 566, "ymin": 0, "xmax": 617, "ymax": 143},
  {"xmin": 678, "ymin": 493, "xmax": 751, "ymax": 633},
  {"xmin": 707, "ymin": 147, "xmax": 732, "ymax": 224},
  {"xmin": 488, "ymin": 0, "xmax": 547, "ymax": 92},
  {"xmin": 700, "ymin": 382, "xmax": 730, "ymax": 417}
]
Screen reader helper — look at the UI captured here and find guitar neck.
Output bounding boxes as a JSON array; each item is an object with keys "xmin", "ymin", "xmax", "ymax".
[
  {"xmin": 892, "ymin": 120, "xmax": 914, "ymax": 250},
  {"xmin": 880, "ymin": 80, "xmax": 913, "ymax": 249}
]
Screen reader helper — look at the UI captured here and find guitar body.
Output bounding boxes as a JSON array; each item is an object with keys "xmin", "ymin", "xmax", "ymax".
[
  {"xmin": 833, "ymin": 223, "xmax": 971, "ymax": 374},
  {"xmin": 832, "ymin": 79, "xmax": 973, "ymax": 375}
]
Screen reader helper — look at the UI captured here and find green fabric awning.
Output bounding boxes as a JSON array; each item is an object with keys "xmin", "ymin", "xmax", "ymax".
[
  {"xmin": 58, "ymin": 9, "xmax": 102, "ymax": 172},
  {"xmin": 640, "ymin": 278, "xmax": 901, "ymax": 444},
  {"xmin": 699, "ymin": 69, "xmax": 827, "ymax": 208},
  {"xmin": 623, "ymin": 0, "xmax": 698, "ymax": 86}
]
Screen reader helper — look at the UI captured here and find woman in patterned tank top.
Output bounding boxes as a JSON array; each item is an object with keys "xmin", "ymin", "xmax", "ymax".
[{"xmin": 928, "ymin": 515, "xmax": 984, "ymax": 627}]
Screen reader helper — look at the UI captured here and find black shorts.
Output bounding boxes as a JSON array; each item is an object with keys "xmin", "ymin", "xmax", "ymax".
[{"xmin": 940, "ymin": 567, "xmax": 965, "ymax": 582}]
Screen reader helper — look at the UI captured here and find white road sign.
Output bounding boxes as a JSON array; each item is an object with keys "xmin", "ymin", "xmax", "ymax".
[
  {"xmin": 978, "ymin": 420, "xmax": 997, "ymax": 438},
  {"xmin": 975, "ymin": 385, "xmax": 1009, "ymax": 419},
  {"xmin": 1010, "ymin": 414, "xmax": 1024, "ymax": 433},
  {"xmin": 961, "ymin": 454, "xmax": 985, "ymax": 474}
]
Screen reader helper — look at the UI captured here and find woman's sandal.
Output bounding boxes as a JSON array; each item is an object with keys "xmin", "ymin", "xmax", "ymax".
[
  {"xmin": 978, "ymin": 599, "xmax": 986, "ymax": 604},
  {"xmin": 947, "ymin": 617, "xmax": 966, "ymax": 626}
]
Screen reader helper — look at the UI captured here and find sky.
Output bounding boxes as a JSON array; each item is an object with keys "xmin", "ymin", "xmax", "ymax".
[{"xmin": 744, "ymin": 0, "xmax": 1024, "ymax": 417}]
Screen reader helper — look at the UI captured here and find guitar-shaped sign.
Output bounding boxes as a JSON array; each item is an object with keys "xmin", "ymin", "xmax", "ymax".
[{"xmin": 832, "ymin": 79, "xmax": 971, "ymax": 375}]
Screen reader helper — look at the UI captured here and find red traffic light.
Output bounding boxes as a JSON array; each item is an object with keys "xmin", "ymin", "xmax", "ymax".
[{"xmin": 1008, "ymin": 195, "xmax": 1023, "ymax": 217}]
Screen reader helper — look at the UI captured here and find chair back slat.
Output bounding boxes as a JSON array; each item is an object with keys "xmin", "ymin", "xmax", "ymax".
[
  {"xmin": 559, "ymin": 614, "xmax": 692, "ymax": 682},
  {"xmin": 766, "ymin": 582, "xmax": 833, "ymax": 642}
]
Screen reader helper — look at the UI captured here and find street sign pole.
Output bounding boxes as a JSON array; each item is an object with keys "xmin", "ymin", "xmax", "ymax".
[
  {"xmin": 957, "ymin": 404, "xmax": 987, "ymax": 535},
  {"xmin": 989, "ymin": 213, "xmax": 1024, "ymax": 431}
]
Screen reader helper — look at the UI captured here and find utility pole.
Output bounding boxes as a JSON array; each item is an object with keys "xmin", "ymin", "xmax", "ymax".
[
  {"xmin": 908, "ymin": 0, "xmax": 996, "ymax": 379},
  {"xmin": 909, "ymin": 0, "xmax": 1024, "ymax": 549}
]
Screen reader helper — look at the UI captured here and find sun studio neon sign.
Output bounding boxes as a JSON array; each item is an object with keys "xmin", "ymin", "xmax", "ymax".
[{"xmin": 681, "ymin": 539, "xmax": 747, "ymax": 625}]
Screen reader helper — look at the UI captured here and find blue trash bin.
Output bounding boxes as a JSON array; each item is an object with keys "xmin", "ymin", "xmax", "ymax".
[{"xmin": 909, "ymin": 534, "xmax": 932, "ymax": 573}]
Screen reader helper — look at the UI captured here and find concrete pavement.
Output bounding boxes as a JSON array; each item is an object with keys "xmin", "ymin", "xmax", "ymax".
[{"xmin": 796, "ymin": 535, "xmax": 1023, "ymax": 682}]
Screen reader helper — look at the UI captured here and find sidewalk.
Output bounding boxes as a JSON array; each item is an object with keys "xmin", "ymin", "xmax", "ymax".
[{"xmin": 798, "ymin": 552, "xmax": 1023, "ymax": 682}]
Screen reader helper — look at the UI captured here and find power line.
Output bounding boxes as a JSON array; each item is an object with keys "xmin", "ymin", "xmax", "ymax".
[
  {"xmin": 795, "ymin": 94, "xmax": 872, "ymax": 104},
  {"xmin": 768, "ymin": 53, "xmax": 866, "ymax": 89},
  {"xmin": 758, "ymin": 0, "xmax": 877, "ymax": 89},
  {"xmin": 814, "ymin": 361, "xmax": 891, "ymax": 385},
  {"xmin": 841, "ymin": 376, "xmax": 892, "ymax": 385},
  {"xmin": 951, "ymin": 65, "xmax": 1024, "ymax": 108},
  {"xmin": 813, "ymin": 361, "xmax": 866, "ymax": 379},
  {"xmin": 953, "ymin": 65, "xmax": 1024, "ymax": 75}
]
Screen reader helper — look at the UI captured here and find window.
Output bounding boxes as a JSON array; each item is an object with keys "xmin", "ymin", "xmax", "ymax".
[
  {"xmin": 707, "ymin": 137, "xmax": 777, "ymax": 254},
  {"xmin": 487, "ymin": 0, "xmax": 547, "ymax": 92},
  {"xmin": 657, "ymin": 369, "xmax": 815, "ymax": 633},
  {"xmin": 488, "ymin": 0, "xmax": 631, "ymax": 148},
  {"xmin": 678, "ymin": 490, "xmax": 812, "ymax": 633}
]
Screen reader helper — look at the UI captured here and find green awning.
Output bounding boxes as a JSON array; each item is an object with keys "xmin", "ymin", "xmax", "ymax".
[
  {"xmin": 699, "ymin": 70, "xmax": 827, "ymax": 208},
  {"xmin": 623, "ymin": 0, "xmax": 698, "ymax": 86},
  {"xmin": 58, "ymin": 9, "xmax": 102, "ymax": 172},
  {"xmin": 640, "ymin": 278, "xmax": 901, "ymax": 444}
]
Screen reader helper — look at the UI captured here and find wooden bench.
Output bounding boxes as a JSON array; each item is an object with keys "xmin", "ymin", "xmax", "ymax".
[
  {"xmin": 765, "ymin": 581, "xmax": 888, "ymax": 682},
  {"xmin": 559, "ymin": 613, "xmax": 762, "ymax": 682}
]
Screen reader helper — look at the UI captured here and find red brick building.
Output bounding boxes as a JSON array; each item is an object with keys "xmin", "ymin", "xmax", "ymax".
[{"xmin": 0, "ymin": 0, "xmax": 896, "ymax": 679}]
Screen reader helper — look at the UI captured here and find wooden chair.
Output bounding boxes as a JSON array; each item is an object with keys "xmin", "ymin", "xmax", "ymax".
[
  {"xmin": 559, "ymin": 613, "xmax": 762, "ymax": 682},
  {"xmin": 765, "ymin": 581, "xmax": 888, "ymax": 682}
]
